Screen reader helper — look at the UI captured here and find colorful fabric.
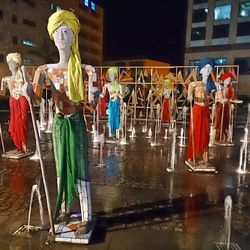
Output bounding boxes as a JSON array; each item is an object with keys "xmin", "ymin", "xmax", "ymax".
[
  {"xmin": 197, "ymin": 57, "xmax": 216, "ymax": 95},
  {"xmin": 47, "ymin": 10, "xmax": 84, "ymax": 102},
  {"xmin": 108, "ymin": 98, "xmax": 120, "ymax": 136},
  {"xmin": 221, "ymin": 72, "xmax": 234, "ymax": 82},
  {"xmin": 214, "ymin": 103, "xmax": 229, "ymax": 140},
  {"xmin": 186, "ymin": 104, "xmax": 210, "ymax": 161},
  {"xmin": 162, "ymin": 98, "xmax": 170, "ymax": 123},
  {"xmin": 53, "ymin": 111, "xmax": 89, "ymax": 221},
  {"xmin": 8, "ymin": 96, "xmax": 29, "ymax": 152},
  {"xmin": 98, "ymin": 79, "xmax": 109, "ymax": 119}
]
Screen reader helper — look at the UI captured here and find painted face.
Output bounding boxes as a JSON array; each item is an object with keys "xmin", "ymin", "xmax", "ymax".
[
  {"xmin": 108, "ymin": 71, "xmax": 117, "ymax": 83},
  {"xmin": 53, "ymin": 24, "xmax": 74, "ymax": 51},
  {"xmin": 7, "ymin": 60, "xmax": 19, "ymax": 74},
  {"xmin": 223, "ymin": 77, "xmax": 231, "ymax": 87},
  {"xmin": 199, "ymin": 64, "xmax": 212, "ymax": 77}
]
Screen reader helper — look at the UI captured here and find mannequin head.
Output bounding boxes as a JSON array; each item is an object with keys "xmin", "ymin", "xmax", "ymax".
[
  {"xmin": 199, "ymin": 64, "xmax": 213, "ymax": 77},
  {"xmin": 47, "ymin": 10, "xmax": 85, "ymax": 102},
  {"xmin": 197, "ymin": 57, "xmax": 215, "ymax": 94},
  {"xmin": 221, "ymin": 73, "xmax": 233, "ymax": 88},
  {"xmin": 107, "ymin": 67, "xmax": 118, "ymax": 83},
  {"xmin": 6, "ymin": 52, "xmax": 21, "ymax": 76},
  {"xmin": 53, "ymin": 23, "xmax": 74, "ymax": 52}
]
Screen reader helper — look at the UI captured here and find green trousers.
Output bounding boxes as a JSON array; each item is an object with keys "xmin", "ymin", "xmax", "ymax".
[{"xmin": 53, "ymin": 111, "xmax": 89, "ymax": 221}]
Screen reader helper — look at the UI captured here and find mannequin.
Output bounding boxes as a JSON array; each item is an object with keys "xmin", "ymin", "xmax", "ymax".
[
  {"xmin": 100, "ymin": 67, "xmax": 121, "ymax": 139},
  {"xmin": 0, "ymin": 53, "xmax": 29, "ymax": 153},
  {"xmin": 214, "ymin": 72, "xmax": 242, "ymax": 144},
  {"xmin": 161, "ymin": 79, "xmax": 171, "ymax": 124},
  {"xmin": 26, "ymin": 10, "xmax": 94, "ymax": 234},
  {"xmin": 185, "ymin": 58, "xmax": 216, "ymax": 169}
]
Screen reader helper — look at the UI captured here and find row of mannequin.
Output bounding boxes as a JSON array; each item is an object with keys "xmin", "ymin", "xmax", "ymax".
[{"xmin": 0, "ymin": 9, "xmax": 243, "ymax": 239}]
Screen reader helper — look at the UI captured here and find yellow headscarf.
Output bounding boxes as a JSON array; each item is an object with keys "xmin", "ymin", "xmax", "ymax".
[
  {"xmin": 6, "ymin": 52, "xmax": 22, "ymax": 65},
  {"xmin": 47, "ymin": 10, "xmax": 84, "ymax": 102},
  {"xmin": 6, "ymin": 52, "xmax": 23, "ymax": 82}
]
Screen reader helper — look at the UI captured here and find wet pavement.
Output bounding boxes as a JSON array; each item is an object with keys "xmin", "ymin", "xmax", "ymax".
[{"xmin": 0, "ymin": 107, "xmax": 250, "ymax": 250}]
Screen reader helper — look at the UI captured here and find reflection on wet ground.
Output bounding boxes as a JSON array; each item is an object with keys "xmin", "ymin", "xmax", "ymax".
[{"xmin": 0, "ymin": 110, "xmax": 250, "ymax": 250}]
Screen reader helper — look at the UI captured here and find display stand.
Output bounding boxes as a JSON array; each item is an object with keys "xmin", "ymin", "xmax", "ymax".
[
  {"xmin": 185, "ymin": 160, "xmax": 218, "ymax": 173},
  {"xmin": 49, "ymin": 214, "xmax": 96, "ymax": 244}
]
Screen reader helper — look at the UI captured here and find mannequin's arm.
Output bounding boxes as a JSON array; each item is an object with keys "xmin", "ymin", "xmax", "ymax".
[
  {"xmin": 187, "ymin": 82, "xmax": 195, "ymax": 101},
  {"xmin": 21, "ymin": 65, "xmax": 46, "ymax": 103},
  {"xmin": 99, "ymin": 84, "xmax": 107, "ymax": 98}
]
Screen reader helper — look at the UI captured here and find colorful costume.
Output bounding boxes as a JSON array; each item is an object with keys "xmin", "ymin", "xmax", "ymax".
[
  {"xmin": 41, "ymin": 10, "xmax": 91, "ymax": 222},
  {"xmin": 108, "ymin": 98, "xmax": 120, "ymax": 136},
  {"xmin": 186, "ymin": 58, "xmax": 215, "ymax": 161},
  {"xmin": 162, "ymin": 98, "xmax": 170, "ymax": 123},
  {"xmin": 5, "ymin": 52, "xmax": 29, "ymax": 152},
  {"xmin": 214, "ymin": 73, "xmax": 236, "ymax": 141},
  {"xmin": 9, "ymin": 96, "xmax": 29, "ymax": 152},
  {"xmin": 186, "ymin": 104, "xmax": 210, "ymax": 160},
  {"xmin": 53, "ymin": 111, "xmax": 89, "ymax": 220}
]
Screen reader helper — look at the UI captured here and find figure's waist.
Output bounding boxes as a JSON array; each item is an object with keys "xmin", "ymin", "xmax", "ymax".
[{"xmin": 194, "ymin": 97, "xmax": 208, "ymax": 105}]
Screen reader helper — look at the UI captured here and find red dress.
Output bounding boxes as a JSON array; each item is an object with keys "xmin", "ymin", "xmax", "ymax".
[
  {"xmin": 186, "ymin": 104, "xmax": 210, "ymax": 161},
  {"xmin": 9, "ymin": 96, "xmax": 29, "ymax": 152}
]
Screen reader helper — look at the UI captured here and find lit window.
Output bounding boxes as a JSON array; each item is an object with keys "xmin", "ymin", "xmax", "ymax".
[
  {"xmin": 215, "ymin": 58, "xmax": 227, "ymax": 65},
  {"xmin": 84, "ymin": 0, "xmax": 89, "ymax": 7},
  {"xmin": 239, "ymin": 2, "xmax": 250, "ymax": 17},
  {"xmin": 22, "ymin": 40, "xmax": 36, "ymax": 47},
  {"xmin": 214, "ymin": 5, "xmax": 231, "ymax": 20},
  {"xmin": 50, "ymin": 3, "xmax": 61, "ymax": 12},
  {"xmin": 91, "ymin": 2, "xmax": 96, "ymax": 11}
]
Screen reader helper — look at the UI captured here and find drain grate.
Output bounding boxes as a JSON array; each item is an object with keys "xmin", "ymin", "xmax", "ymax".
[
  {"xmin": 215, "ymin": 242, "xmax": 241, "ymax": 250},
  {"xmin": 12, "ymin": 225, "xmax": 42, "ymax": 238}
]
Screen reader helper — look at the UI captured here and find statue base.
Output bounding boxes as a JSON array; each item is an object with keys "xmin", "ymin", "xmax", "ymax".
[
  {"xmin": 185, "ymin": 160, "xmax": 218, "ymax": 173},
  {"xmin": 214, "ymin": 141, "xmax": 234, "ymax": 147},
  {"xmin": 48, "ymin": 214, "xmax": 96, "ymax": 245},
  {"xmin": 2, "ymin": 149, "xmax": 34, "ymax": 159},
  {"xmin": 106, "ymin": 138, "xmax": 119, "ymax": 144}
]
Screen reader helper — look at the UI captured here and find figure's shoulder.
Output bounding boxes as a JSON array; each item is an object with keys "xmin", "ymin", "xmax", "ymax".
[
  {"xmin": 1, "ymin": 76, "xmax": 11, "ymax": 81},
  {"xmin": 190, "ymin": 80, "xmax": 202, "ymax": 86},
  {"xmin": 35, "ymin": 64, "xmax": 49, "ymax": 73}
]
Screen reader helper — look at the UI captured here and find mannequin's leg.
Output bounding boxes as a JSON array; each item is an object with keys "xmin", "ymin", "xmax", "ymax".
[{"xmin": 77, "ymin": 179, "xmax": 92, "ymax": 222}]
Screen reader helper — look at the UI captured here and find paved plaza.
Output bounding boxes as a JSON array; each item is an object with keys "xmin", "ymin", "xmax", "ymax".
[{"xmin": 0, "ymin": 104, "xmax": 250, "ymax": 250}]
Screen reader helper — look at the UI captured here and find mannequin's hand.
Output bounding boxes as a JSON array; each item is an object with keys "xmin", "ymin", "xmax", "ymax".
[
  {"xmin": 85, "ymin": 65, "xmax": 95, "ymax": 75},
  {"xmin": 215, "ymin": 82, "xmax": 221, "ymax": 90}
]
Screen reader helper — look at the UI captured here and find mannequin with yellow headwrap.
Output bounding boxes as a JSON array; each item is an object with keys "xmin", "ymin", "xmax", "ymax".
[
  {"xmin": 0, "ymin": 52, "xmax": 29, "ymax": 153},
  {"xmin": 26, "ymin": 10, "xmax": 95, "ymax": 234}
]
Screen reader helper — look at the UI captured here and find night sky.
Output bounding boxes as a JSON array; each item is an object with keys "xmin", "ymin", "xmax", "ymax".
[{"xmin": 96, "ymin": 0, "xmax": 188, "ymax": 65}]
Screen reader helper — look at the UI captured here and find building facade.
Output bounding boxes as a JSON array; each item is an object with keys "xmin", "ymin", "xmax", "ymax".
[
  {"xmin": 0, "ymin": 0, "xmax": 103, "ymax": 79},
  {"xmin": 185, "ymin": 0, "xmax": 250, "ymax": 94}
]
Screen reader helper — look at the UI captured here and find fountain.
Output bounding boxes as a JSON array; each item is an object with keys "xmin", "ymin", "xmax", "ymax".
[
  {"xmin": 120, "ymin": 102, "xmax": 128, "ymax": 145},
  {"xmin": 166, "ymin": 129, "xmax": 176, "ymax": 172},
  {"xmin": 215, "ymin": 196, "xmax": 241, "ymax": 250},
  {"xmin": 164, "ymin": 128, "xmax": 168, "ymax": 140},
  {"xmin": 45, "ymin": 98, "xmax": 53, "ymax": 134},
  {"xmin": 0, "ymin": 123, "xmax": 6, "ymax": 154},
  {"xmin": 39, "ymin": 98, "xmax": 46, "ymax": 131},
  {"xmin": 238, "ymin": 127, "xmax": 248, "ymax": 174}
]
